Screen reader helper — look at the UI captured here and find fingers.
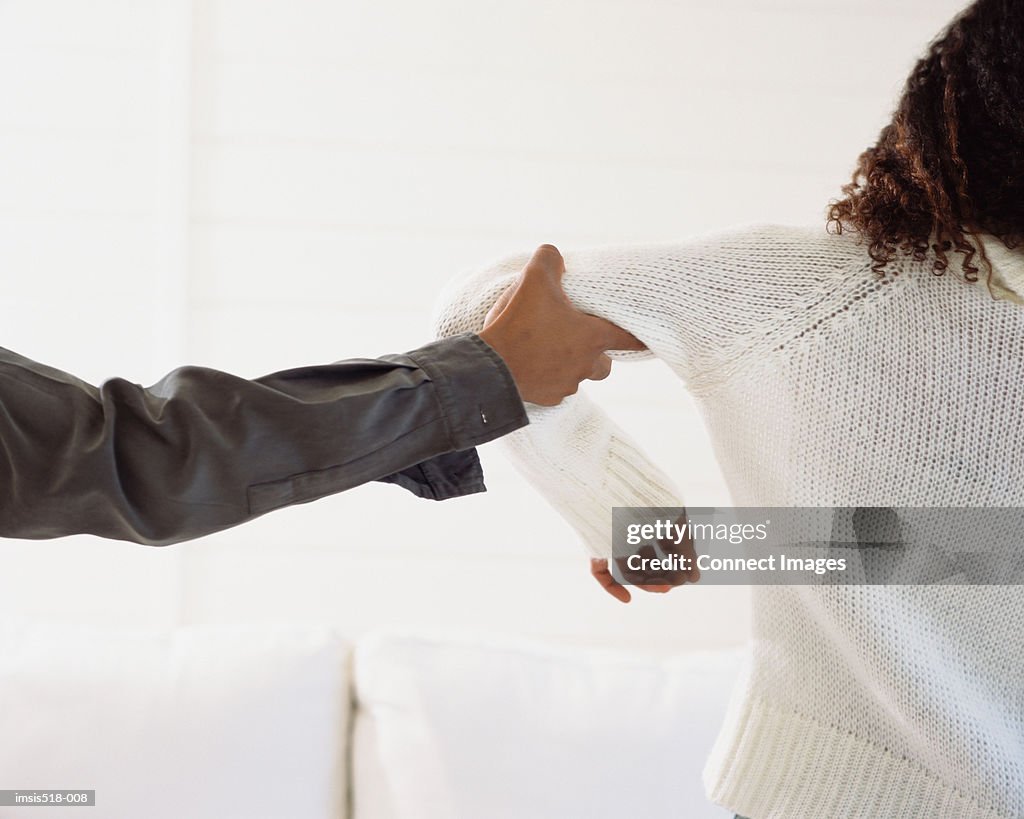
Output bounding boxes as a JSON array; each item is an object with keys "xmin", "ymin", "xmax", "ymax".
[
  {"xmin": 588, "ymin": 354, "xmax": 612, "ymax": 381},
  {"xmin": 479, "ymin": 242, "xmax": 642, "ymax": 405},
  {"xmin": 485, "ymin": 245, "xmax": 564, "ymax": 328},
  {"xmin": 521, "ymin": 245, "xmax": 643, "ymax": 353},
  {"xmin": 591, "ymin": 558, "xmax": 631, "ymax": 603},
  {"xmin": 530, "ymin": 243, "xmax": 565, "ymax": 272},
  {"xmin": 522, "ymin": 244, "xmax": 566, "ymax": 287},
  {"xmin": 613, "ymin": 533, "xmax": 698, "ymax": 590},
  {"xmin": 588, "ymin": 316, "xmax": 647, "ymax": 352},
  {"xmin": 482, "ymin": 280, "xmax": 518, "ymax": 327},
  {"xmin": 592, "ymin": 559, "xmax": 675, "ymax": 601}
]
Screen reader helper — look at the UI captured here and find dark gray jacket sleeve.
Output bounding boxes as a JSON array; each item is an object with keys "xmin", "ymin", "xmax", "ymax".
[{"xmin": 0, "ymin": 333, "xmax": 527, "ymax": 546}]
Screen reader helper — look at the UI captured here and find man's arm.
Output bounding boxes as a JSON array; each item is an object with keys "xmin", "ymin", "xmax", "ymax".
[
  {"xmin": 0, "ymin": 333, "xmax": 525, "ymax": 546},
  {"xmin": 0, "ymin": 243, "xmax": 640, "ymax": 546}
]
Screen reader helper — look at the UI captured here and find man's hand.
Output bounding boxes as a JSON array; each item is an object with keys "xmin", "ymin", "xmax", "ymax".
[{"xmin": 477, "ymin": 244, "xmax": 645, "ymax": 406}]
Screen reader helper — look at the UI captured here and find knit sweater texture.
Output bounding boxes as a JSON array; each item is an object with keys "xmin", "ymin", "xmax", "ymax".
[{"xmin": 432, "ymin": 223, "xmax": 1024, "ymax": 818}]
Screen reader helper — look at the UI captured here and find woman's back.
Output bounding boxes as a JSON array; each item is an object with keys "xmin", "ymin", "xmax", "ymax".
[
  {"xmin": 434, "ymin": 221, "xmax": 1024, "ymax": 817},
  {"xmin": 702, "ymin": 224, "xmax": 1024, "ymax": 817},
  {"xmin": 707, "ymin": 224, "xmax": 1024, "ymax": 509}
]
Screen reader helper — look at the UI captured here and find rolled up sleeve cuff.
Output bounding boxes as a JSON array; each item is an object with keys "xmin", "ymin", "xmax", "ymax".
[
  {"xmin": 398, "ymin": 333, "xmax": 529, "ymax": 452},
  {"xmin": 376, "ymin": 449, "xmax": 487, "ymax": 501}
]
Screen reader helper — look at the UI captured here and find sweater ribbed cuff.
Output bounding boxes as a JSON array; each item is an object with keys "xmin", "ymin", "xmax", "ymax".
[
  {"xmin": 571, "ymin": 442, "xmax": 684, "ymax": 559},
  {"xmin": 501, "ymin": 406, "xmax": 684, "ymax": 560}
]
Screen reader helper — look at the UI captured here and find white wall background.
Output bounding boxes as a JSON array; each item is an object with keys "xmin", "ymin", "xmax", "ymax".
[{"xmin": 0, "ymin": 0, "xmax": 969, "ymax": 651}]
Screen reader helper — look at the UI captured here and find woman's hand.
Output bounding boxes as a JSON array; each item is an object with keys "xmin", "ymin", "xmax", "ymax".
[
  {"xmin": 590, "ymin": 514, "xmax": 701, "ymax": 603},
  {"xmin": 590, "ymin": 558, "xmax": 674, "ymax": 603}
]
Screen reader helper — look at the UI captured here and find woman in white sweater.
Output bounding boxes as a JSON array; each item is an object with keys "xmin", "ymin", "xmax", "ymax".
[{"xmin": 434, "ymin": 1, "xmax": 1023, "ymax": 816}]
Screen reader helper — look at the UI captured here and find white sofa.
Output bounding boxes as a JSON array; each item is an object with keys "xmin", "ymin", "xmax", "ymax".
[{"xmin": 0, "ymin": 620, "xmax": 744, "ymax": 818}]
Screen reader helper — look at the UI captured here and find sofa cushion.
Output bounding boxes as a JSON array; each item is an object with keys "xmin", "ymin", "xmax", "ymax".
[
  {"xmin": 353, "ymin": 630, "xmax": 743, "ymax": 819},
  {"xmin": 0, "ymin": 619, "xmax": 351, "ymax": 819}
]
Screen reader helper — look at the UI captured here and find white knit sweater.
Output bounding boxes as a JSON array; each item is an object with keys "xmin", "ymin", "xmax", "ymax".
[{"xmin": 433, "ymin": 223, "xmax": 1024, "ymax": 819}]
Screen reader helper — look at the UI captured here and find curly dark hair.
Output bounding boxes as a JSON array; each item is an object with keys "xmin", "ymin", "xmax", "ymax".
[{"xmin": 827, "ymin": 0, "xmax": 1024, "ymax": 282}]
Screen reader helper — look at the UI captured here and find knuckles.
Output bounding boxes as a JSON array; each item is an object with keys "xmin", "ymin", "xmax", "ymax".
[{"xmin": 532, "ymin": 243, "xmax": 564, "ymax": 266}]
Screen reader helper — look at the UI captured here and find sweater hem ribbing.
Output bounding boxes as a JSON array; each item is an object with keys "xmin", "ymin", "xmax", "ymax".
[{"xmin": 703, "ymin": 695, "xmax": 1011, "ymax": 819}]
